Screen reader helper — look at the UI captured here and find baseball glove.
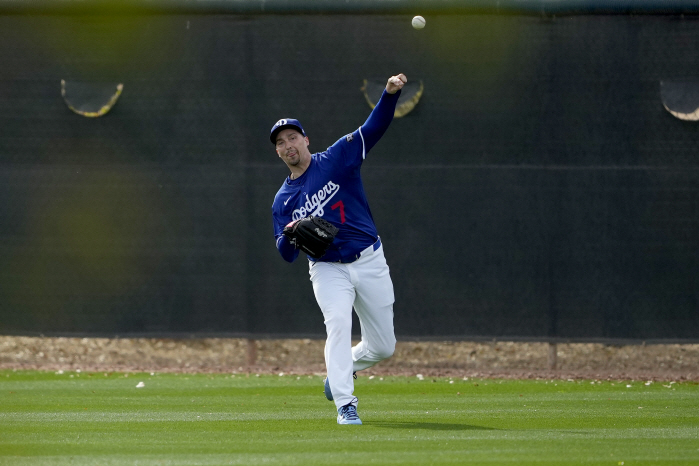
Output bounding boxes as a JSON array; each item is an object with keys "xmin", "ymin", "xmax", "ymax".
[{"xmin": 283, "ymin": 216, "xmax": 339, "ymax": 259}]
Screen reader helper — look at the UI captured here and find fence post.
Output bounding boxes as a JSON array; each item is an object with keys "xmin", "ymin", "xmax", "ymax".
[
  {"xmin": 548, "ymin": 342, "xmax": 558, "ymax": 370},
  {"xmin": 246, "ymin": 338, "xmax": 257, "ymax": 367}
]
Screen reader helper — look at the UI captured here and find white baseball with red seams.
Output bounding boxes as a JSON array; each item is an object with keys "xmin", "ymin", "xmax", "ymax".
[{"xmin": 412, "ymin": 15, "xmax": 426, "ymax": 29}]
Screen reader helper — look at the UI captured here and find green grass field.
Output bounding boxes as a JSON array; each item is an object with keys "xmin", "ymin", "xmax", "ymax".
[{"xmin": 1, "ymin": 370, "xmax": 697, "ymax": 465}]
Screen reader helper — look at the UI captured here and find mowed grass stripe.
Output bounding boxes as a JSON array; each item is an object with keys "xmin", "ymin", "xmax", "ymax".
[
  {"xmin": 0, "ymin": 411, "xmax": 331, "ymax": 422},
  {"xmin": 1, "ymin": 371, "xmax": 697, "ymax": 465}
]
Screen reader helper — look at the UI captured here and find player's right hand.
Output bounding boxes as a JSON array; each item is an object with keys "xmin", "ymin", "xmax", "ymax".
[{"xmin": 386, "ymin": 74, "xmax": 407, "ymax": 94}]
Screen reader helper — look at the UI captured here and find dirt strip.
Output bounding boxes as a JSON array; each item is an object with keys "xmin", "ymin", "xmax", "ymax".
[{"xmin": 1, "ymin": 336, "xmax": 697, "ymax": 381}]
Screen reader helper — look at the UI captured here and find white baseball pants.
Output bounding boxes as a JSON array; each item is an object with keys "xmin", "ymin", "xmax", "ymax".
[{"xmin": 309, "ymin": 243, "xmax": 396, "ymax": 410}]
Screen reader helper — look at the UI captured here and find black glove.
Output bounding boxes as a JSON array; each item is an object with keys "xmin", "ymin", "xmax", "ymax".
[{"xmin": 283, "ymin": 216, "xmax": 339, "ymax": 259}]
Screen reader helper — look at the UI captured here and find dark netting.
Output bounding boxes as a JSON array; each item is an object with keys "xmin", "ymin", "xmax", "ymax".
[{"xmin": 0, "ymin": 14, "xmax": 697, "ymax": 340}]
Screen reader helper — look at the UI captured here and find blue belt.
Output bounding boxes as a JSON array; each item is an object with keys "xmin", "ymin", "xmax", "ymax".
[{"xmin": 339, "ymin": 237, "xmax": 381, "ymax": 264}]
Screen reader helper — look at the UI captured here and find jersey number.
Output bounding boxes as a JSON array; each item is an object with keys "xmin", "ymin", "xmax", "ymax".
[{"xmin": 331, "ymin": 200, "xmax": 345, "ymax": 223}]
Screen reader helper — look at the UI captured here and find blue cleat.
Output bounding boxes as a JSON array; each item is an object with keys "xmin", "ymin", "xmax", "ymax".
[
  {"xmin": 323, "ymin": 376, "xmax": 333, "ymax": 401},
  {"xmin": 323, "ymin": 372, "xmax": 357, "ymax": 401},
  {"xmin": 337, "ymin": 403, "xmax": 362, "ymax": 425}
]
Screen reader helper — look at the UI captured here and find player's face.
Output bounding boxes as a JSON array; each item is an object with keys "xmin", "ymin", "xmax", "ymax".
[{"xmin": 275, "ymin": 129, "xmax": 310, "ymax": 167}]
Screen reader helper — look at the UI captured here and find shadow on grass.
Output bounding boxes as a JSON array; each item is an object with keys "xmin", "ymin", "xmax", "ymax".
[{"xmin": 366, "ymin": 421, "xmax": 497, "ymax": 431}]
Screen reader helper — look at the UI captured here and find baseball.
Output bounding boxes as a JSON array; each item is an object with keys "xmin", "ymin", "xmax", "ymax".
[{"xmin": 412, "ymin": 15, "xmax": 426, "ymax": 30}]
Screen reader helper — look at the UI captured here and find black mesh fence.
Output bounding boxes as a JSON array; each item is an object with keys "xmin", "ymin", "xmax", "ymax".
[{"xmin": 0, "ymin": 13, "xmax": 697, "ymax": 341}]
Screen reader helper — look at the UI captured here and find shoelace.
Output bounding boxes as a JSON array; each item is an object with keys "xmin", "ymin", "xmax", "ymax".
[{"xmin": 339, "ymin": 405, "xmax": 359, "ymax": 420}]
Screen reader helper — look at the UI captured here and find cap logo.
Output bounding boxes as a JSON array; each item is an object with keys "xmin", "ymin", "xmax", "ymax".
[{"xmin": 275, "ymin": 119, "xmax": 287, "ymax": 128}]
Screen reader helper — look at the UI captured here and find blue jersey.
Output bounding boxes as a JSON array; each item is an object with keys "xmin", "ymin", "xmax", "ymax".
[
  {"xmin": 272, "ymin": 128, "xmax": 377, "ymax": 262},
  {"xmin": 272, "ymin": 89, "xmax": 400, "ymax": 263}
]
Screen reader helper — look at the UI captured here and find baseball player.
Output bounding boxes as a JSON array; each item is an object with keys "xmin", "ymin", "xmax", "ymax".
[{"xmin": 270, "ymin": 73, "xmax": 407, "ymax": 425}]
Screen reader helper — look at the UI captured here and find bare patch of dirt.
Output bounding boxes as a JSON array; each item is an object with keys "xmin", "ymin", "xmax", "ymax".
[{"xmin": 1, "ymin": 336, "xmax": 697, "ymax": 381}]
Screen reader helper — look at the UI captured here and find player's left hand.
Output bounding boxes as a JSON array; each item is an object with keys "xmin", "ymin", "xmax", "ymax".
[
  {"xmin": 386, "ymin": 74, "xmax": 407, "ymax": 94},
  {"xmin": 283, "ymin": 216, "xmax": 339, "ymax": 259}
]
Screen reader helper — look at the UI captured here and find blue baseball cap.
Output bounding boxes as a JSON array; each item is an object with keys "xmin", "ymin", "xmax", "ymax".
[{"xmin": 270, "ymin": 118, "xmax": 306, "ymax": 144}]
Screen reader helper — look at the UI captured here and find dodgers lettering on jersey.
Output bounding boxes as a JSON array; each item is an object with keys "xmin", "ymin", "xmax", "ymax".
[
  {"xmin": 291, "ymin": 180, "xmax": 341, "ymax": 221},
  {"xmin": 272, "ymin": 128, "xmax": 378, "ymax": 262}
]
